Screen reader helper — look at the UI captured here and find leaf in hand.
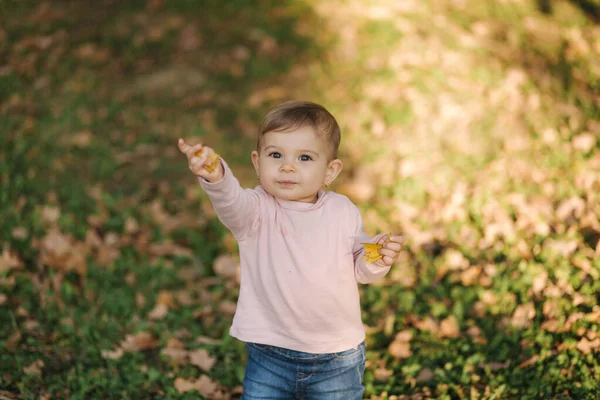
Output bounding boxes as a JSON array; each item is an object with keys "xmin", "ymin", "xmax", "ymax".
[
  {"xmin": 361, "ymin": 233, "xmax": 391, "ymax": 263},
  {"xmin": 361, "ymin": 243, "xmax": 383, "ymax": 263},
  {"xmin": 195, "ymin": 151, "xmax": 221, "ymax": 172}
]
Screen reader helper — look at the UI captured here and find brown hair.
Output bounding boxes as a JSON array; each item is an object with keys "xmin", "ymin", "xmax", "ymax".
[{"xmin": 257, "ymin": 100, "xmax": 341, "ymax": 159}]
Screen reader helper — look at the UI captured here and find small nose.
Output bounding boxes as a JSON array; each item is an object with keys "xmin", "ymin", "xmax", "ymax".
[{"xmin": 280, "ymin": 163, "xmax": 295, "ymax": 172}]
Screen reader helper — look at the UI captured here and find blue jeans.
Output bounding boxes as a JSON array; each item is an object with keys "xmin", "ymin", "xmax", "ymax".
[{"xmin": 242, "ymin": 341, "xmax": 366, "ymax": 399}]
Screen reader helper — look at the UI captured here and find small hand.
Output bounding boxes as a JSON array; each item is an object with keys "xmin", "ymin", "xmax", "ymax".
[
  {"xmin": 178, "ymin": 138, "xmax": 223, "ymax": 182},
  {"xmin": 375, "ymin": 234, "xmax": 404, "ymax": 267}
]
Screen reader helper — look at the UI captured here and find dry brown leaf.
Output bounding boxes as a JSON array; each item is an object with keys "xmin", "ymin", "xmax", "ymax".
[
  {"xmin": 189, "ymin": 348, "xmax": 217, "ymax": 372},
  {"xmin": 6, "ymin": 331, "xmax": 21, "ymax": 352},
  {"xmin": 572, "ymin": 133, "xmax": 596, "ymax": 153},
  {"xmin": 212, "ymin": 254, "xmax": 240, "ymax": 280},
  {"xmin": 101, "ymin": 347, "xmax": 124, "ymax": 360},
  {"xmin": 416, "ymin": 368, "xmax": 434, "ymax": 382},
  {"xmin": 444, "ymin": 249, "xmax": 469, "ymax": 271},
  {"xmin": 41, "ymin": 205, "xmax": 60, "ymax": 224},
  {"xmin": 0, "ymin": 247, "xmax": 23, "ymax": 273},
  {"xmin": 136, "ymin": 292, "xmax": 146, "ymax": 307},
  {"xmin": 576, "ymin": 337, "xmax": 600, "ymax": 355},
  {"xmin": 374, "ymin": 367, "xmax": 393, "ymax": 382},
  {"xmin": 178, "ymin": 24, "xmax": 202, "ymax": 52},
  {"xmin": 541, "ymin": 319, "xmax": 561, "ymax": 333},
  {"xmin": 195, "ymin": 336, "xmax": 221, "ymax": 345},
  {"xmin": 157, "ymin": 291, "xmax": 177, "ymax": 308},
  {"xmin": 459, "ymin": 266, "xmax": 480, "ymax": 286},
  {"xmin": 120, "ymin": 332, "xmax": 158, "ymax": 352},
  {"xmin": 23, "ymin": 360, "xmax": 44, "ymax": 375},
  {"xmin": 518, "ymin": 354, "xmax": 538, "ymax": 368},
  {"xmin": 166, "ymin": 337, "xmax": 186, "ymax": 350},
  {"xmin": 39, "ymin": 229, "xmax": 87, "ymax": 275},
  {"xmin": 532, "ymin": 271, "xmax": 548, "ymax": 295},
  {"xmin": 148, "ymin": 303, "xmax": 169, "ymax": 320},
  {"xmin": 483, "ymin": 360, "xmax": 510, "ymax": 371},
  {"xmin": 415, "ymin": 317, "xmax": 438, "ymax": 333},
  {"xmin": 161, "ymin": 347, "xmax": 188, "ymax": 365},
  {"xmin": 175, "ymin": 290, "xmax": 195, "ymax": 306},
  {"xmin": 587, "ymin": 307, "xmax": 600, "ymax": 322},
  {"xmin": 218, "ymin": 300, "xmax": 237, "ymax": 315},
  {"xmin": 174, "ymin": 375, "xmax": 217, "ymax": 395},
  {"xmin": 440, "ymin": 316, "xmax": 460, "ymax": 338},
  {"xmin": 11, "ymin": 227, "xmax": 28, "ymax": 240},
  {"xmin": 125, "ymin": 217, "xmax": 140, "ymax": 234},
  {"xmin": 388, "ymin": 341, "xmax": 412, "ymax": 359},
  {"xmin": 511, "ymin": 303, "xmax": 536, "ymax": 329}
]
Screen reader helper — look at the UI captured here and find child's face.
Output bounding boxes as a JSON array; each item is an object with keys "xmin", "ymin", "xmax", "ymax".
[{"xmin": 251, "ymin": 126, "xmax": 342, "ymax": 203}]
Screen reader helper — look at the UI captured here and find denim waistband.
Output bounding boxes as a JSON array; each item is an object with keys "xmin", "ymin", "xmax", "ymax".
[{"xmin": 246, "ymin": 341, "xmax": 365, "ymax": 363}]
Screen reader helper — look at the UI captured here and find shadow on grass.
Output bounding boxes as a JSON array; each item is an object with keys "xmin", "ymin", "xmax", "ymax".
[{"xmin": 0, "ymin": 1, "xmax": 329, "ymax": 398}]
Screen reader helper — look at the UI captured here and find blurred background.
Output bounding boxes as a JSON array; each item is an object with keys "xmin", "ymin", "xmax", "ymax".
[{"xmin": 1, "ymin": 0, "xmax": 599, "ymax": 398}]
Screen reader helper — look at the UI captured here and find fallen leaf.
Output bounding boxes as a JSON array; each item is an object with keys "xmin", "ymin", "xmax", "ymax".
[
  {"xmin": 374, "ymin": 367, "xmax": 393, "ymax": 382},
  {"xmin": 195, "ymin": 336, "xmax": 220, "ymax": 345},
  {"xmin": 41, "ymin": 205, "xmax": 60, "ymax": 224},
  {"xmin": 212, "ymin": 254, "xmax": 239, "ymax": 280},
  {"xmin": 11, "ymin": 227, "xmax": 28, "ymax": 239},
  {"xmin": 518, "ymin": 354, "xmax": 538, "ymax": 368},
  {"xmin": 189, "ymin": 348, "xmax": 217, "ymax": 372},
  {"xmin": 576, "ymin": 337, "xmax": 600, "ymax": 355},
  {"xmin": 511, "ymin": 303, "xmax": 536, "ymax": 329},
  {"xmin": 148, "ymin": 303, "xmax": 169, "ymax": 320},
  {"xmin": 572, "ymin": 133, "xmax": 596, "ymax": 153},
  {"xmin": 415, "ymin": 317, "xmax": 438, "ymax": 333},
  {"xmin": 388, "ymin": 340, "xmax": 412, "ymax": 359},
  {"xmin": 157, "ymin": 291, "xmax": 177, "ymax": 308},
  {"xmin": 0, "ymin": 247, "xmax": 23, "ymax": 273},
  {"xmin": 101, "ymin": 347, "xmax": 124, "ymax": 360},
  {"xmin": 416, "ymin": 368, "xmax": 434, "ymax": 382},
  {"xmin": 120, "ymin": 332, "xmax": 158, "ymax": 352},
  {"xmin": 23, "ymin": 360, "xmax": 44, "ymax": 375},
  {"xmin": 440, "ymin": 316, "xmax": 460, "ymax": 338},
  {"xmin": 161, "ymin": 347, "xmax": 188, "ymax": 365},
  {"xmin": 174, "ymin": 375, "xmax": 218, "ymax": 395},
  {"xmin": 218, "ymin": 300, "xmax": 237, "ymax": 315}
]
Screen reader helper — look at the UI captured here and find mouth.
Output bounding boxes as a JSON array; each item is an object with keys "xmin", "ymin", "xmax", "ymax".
[{"xmin": 277, "ymin": 180, "xmax": 297, "ymax": 186}]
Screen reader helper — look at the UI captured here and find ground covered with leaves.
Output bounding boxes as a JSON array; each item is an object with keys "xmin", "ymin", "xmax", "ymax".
[{"xmin": 1, "ymin": 0, "xmax": 599, "ymax": 399}]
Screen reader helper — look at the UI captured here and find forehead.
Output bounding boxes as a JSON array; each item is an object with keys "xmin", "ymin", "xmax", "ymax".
[{"xmin": 261, "ymin": 125, "xmax": 328, "ymax": 152}]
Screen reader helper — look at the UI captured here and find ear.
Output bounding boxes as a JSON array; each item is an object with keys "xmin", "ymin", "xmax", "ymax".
[
  {"xmin": 251, "ymin": 150, "xmax": 260, "ymax": 175},
  {"xmin": 325, "ymin": 158, "xmax": 343, "ymax": 185}
]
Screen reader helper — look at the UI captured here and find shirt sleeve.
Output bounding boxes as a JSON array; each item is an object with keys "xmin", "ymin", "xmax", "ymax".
[
  {"xmin": 350, "ymin": 204, "xmax": 391, "ymax": 284},
  {"xmin": 198, "ymin": 159, "xmax": 260, "ymax": 240}
]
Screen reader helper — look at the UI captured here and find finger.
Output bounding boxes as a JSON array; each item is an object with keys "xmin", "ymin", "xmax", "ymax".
[
  {"xmin": 381, "ymin": 255, "xmax": 395, "ymax": 266},
  {"xmin": 379, "ymin": 248, "xmax": 398, "ymax": 259},
  {"xmin": 178, "ymin": 138, "xmax": 192, "ymax": 154},
  {"xmin": 383, "ymin": 242, "xmax": 402, "ymax": 252},
  {"xmin": 389, "ymin": 235, "xmax": 405, "ymax": 244},
  {"xmin": 376, "ymin": 235, "xmax": 389, "ymax": 245},
  {"xmin": 187, "ymin": 144, "xmax": 204, "ymax": 159},
  {"xmin": 190, "ymin": 156, "xmax": 206, "ymax": 167}
]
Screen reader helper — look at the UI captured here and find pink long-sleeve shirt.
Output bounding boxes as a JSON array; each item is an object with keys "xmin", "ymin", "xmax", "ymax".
[{"xmin": 199, "ymin": 161, "xmax": 390, "ymax": 353}]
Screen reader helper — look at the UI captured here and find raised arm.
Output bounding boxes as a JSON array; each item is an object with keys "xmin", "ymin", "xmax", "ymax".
[{"xmin": 178, "ymin": 139, "xmax": 259, "ymax": 240}]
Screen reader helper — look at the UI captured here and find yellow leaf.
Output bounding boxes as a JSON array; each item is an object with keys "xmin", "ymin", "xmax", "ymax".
[
  {"xmin": 361, "ymin": 243, "xmax": 383, "ymax": 263},
  {"xmin": 361, "ymin": 233, "xmax": 391, "ymax": 263},
  {"xmin": 195, "ymin": 151, "xmax": 221, "ymax": 172}
]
